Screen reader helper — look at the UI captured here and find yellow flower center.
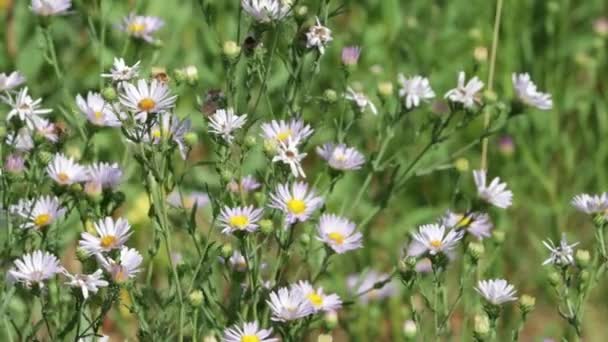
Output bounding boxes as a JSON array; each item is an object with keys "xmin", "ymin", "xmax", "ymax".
[
  {"xmin": 328, "ymin": 232, "xmax": 345, "ymax": 245},
  {"xmin": 138, "ymin": 98, "xmax": 156, "ymax": 111},
  {"xmin": 57, "ymin": 172, "xmax": 70, "ymax": 184},
  {"xmin": 455, "ymin": 214, "xmax": 472, "ymax": 228},
  {"xmin": 93, "ymin": 111, "xmax": 104, "ymax": 122},
  {"xmin": 286, "ymin": 199, "xmax": 306, "ymax": 215},
  {"xmin": 128, "ymin": 22, "xmax": 146, "ymax": 34},
  {"xmin": 34, "ymin": 213, "xmax": 52, "ymax": 228},
  {"xmin": 100, "ymin": 235, "xmax": 118, "ymax": 249},
  {"xmin": 307, "ymin": 292, "xmax": 324, "ymax": 307},
  {"xmin": 229, "ymin": 215, "xmax": 250, "ymax": 229},
  {"xmin": 241, "ymin": 336, "xmax": 260, "ymax": 342},
  {"xmin": 429, "ymin": 239, "xmax": 443, "ymax": 248},
  {"xmin": 276, "ymin": 130, "xmax": 292, "ymax": 142}
]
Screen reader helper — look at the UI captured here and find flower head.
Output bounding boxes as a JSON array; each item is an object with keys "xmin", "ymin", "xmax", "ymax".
[
  {"xmin": 293, "ymin": 281, "xmax": 342, "ymax": 313},
  {"xmin": 542, "ymin": 234, "xmax": 579, "ymax": 266},
  {"xmin": 30, "ymin": 0, "xmax": 71, "ymax": 16},
  {"xmin": 31, "ymin": 117, "xmax": 59, "ymax": 143},
  {"xmin": 145, "ymin": 112, "xmax": 191, "ymax": 159},
  {"xmin": 345, "ymin": 87, "xmax": 377, "ymax": 115},
  {"xmin": 227, "ymin": 251, "xmax": 248, "ymax": 272},
  {"xmin": 208, "ymin": 108, "xmax": 247, "ymax": 143},
  {"xmin": 64, "ymin": 269, "xmax": 109, "ymax": 299},
  {"xmin": 119, "ymin": 13, "xmax": 164, "ymax": 42},
  {"xmin": 79, "ymin": 217, "xmax": 132, "ymax": 256},
  {"xmin": 316, "ymin": 143, "xmax": 365, "ymax": 171},
  {"xmin": 86, "ymin": 162, "xmax": 123, "ymax": 191},
  {"xmin": 241, "ymin": 0, "xmax": 292, "ymax": 23},
  {"xmin": 4, "ymin": 154, "xmax": 25, "ymax": 174},
  {"xmin": 2, "ymin": 87, "xmax": 52, "ymax": 128},
  {"xmin": 444, "ymin": 71, "xmax": 484, "ymax": 108},
  {"xmin": 440, "ymin": 210, "xmax": 493, "ymax": 240},
  {"xmin": 119, "ymin": 79, "xmax": 177, "ymax": 122},
  {"xmin": 317, "ymin": 214, "xmax": 363, "ymax": 254},
  {"xmin": 475, "ymin": 279, "xmax": 517, "ymax": 305},
  {"xmin": 8, "ymin": 250, "xmax": 62, "ymax": 288},
  {"xmin": 219, "ymin": 205, "xmax": 264, "ymax": 234},
  {"xmin": 260, "ymin": 119, "xmax": 313, "ymax": 146},
  {"xmin": 227, "ymin": 175, "xmax": 261, "ymax": 194},
  {"xmin": 98, "ymin": 247, "xmax": 143, "ymax": 283},
  {"xmin": 6, "ymin": 128, "xmax": 34, "ymax": 152},
  {"xmin": 267, "ymin": 286, "xmax": 313, "ymax": 322},
  {"xmin": 102, "ymin": 58, "xmax": 140, "ymax": 82},
  {"xmin": 269, "ymin": 181, "xmax": 323, "ymax": 224},
  {"xmin": 411, "ymin": 224, "xmax": 463, "ymax": 256},
  {"xmin": 512, "ymin": 73, "xmax": 552, "ymax": 110},
  {"xmin": 223, "ymin": 321, "xmax": 278, "ymax": 342},
  {"xmin": 0, "ymin": 71, "xmax": 26, "ymax": 91},
  {"xmin": 473, "ymin": 169, "xmax": 513, "ymax": 209},
  {"xmin": 571, "ymin": 193, "xmax": 608, "ymax": 215},
  {"xmin": 76, "ymin": 92, "xmax": 122, "ymax": 127},
  {"xmin": 10, "ymin": 196, "xmax": 66, "ymax": 230},
  {"xmin": 341, "ymin": 46, "xmax": 362, "ymax": 66},
  {"xmin": 47, "ymin": 153, "xmax": 89, "ymax": 186},
  {"xmin": 272, "ymin": 138, "xmax": 307, "ymax": 178},
  {"xmin": 306, "ymin": 17, "xmax": 333, "ymax": 55},
  {"xmin": 398, "ymin": 74, "xmax": 435, "ymax": 109}
]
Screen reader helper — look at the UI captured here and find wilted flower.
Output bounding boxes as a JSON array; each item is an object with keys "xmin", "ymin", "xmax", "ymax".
[
  {"xmin": 341, "ymin": 46, "xmax": 361, "ymax": 66},
  {"xmin": 317, "ymin": 214, "xmax": 363, "ymax": 254},
  {"xmin": 101, "ymin": 58, "xmax": 140, "ymax": 82},
  {"xmin": 0, "ymin": 71, "xmax": 26, "ymax": 91},
  {"xmin": 223, "ymin": 321, "xmax": 278, "ymax": 342},
  {"xmin": 30, "ymin": 0, "xmax": 71, "ymax": 16},
  {"xmin": 269, "ymin": 181, "xmax": 323, "ymax": 224},
  {"xmin": 316, "ymin": 143, "xmax": 365, "ymax": 171},
  {"xmin": 47, "ymin": 153, "xmax": 89, "ymax": 186},
  {"xmin": 8, "ymin": 250, "xmax": 62, "ymax": 288},
  {"xmin": 473, "ymin": 169, "xmax": 513, "ymax": 209},
  {"xmin": 345, "ymin": 87, "xmax": 377, "ymax": 115},
  {"xmin": 476, "ymin": 279, "xmax": 517, "ymax": 305},
  {"xmin": 306, "ymin": 17, "xmax": 333, "ymax": 55},
  {"xmin": 272, "ymin": 138, "xmax": 307, "ymax": 178},
  {"xmin": 444, "ymin": 71, "xmax": 484, "ymax": 108},
  {"xmin": 218, "ymin": 205, "xmax": 264, "ymax": 234},
  {"xmin": 64, "ymin": 269, "xmax": 109, "ymax": 299},
  {"xmin": 79, "ymin": 217, "xmax": 132, "ymax": 256},
  {"xmin": 411, "ymin": 224, "xmax": 464, "ymax": 256},
  {"xmin": 119, "ymin": 13, "xmax": 164, "ymax": 42},
  {"xmin": 542, "ymin": 234, "xmax": 579, "ymax": 266},
  {"xmin": 119, "ymin": 79, "xmax": 177, "ymax": 122},
  {"xmin": 397, "ymin": 74, "xmax": 435, "ymax": 109},
  {"xmin": 241, "ymin": 0, "xmax": 292, "ymax": 23},
  {"xmin": 267, "ymin": 286, "xmax": 313, "ymax": 321},
  {"xmin": 76, "ymin": 92, "xmax": 122, "ymax": 127},
  {"xmin": 208, "ymin": 108, "xmax": 247, "ymax": 143},
  {"xmin": 512, "ymin": 73, "xmax": 552, "ymax": 110}
]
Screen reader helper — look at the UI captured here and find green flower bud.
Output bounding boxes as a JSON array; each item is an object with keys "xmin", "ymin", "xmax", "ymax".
[
  {"xmin": 492, "ymin": 230, "xmax": 505, "ymax": 244},
  {"xmin": 467, "ymin": 242, "xmax": 485, "ymax": 262},
  {"xmin": 76, "ymin": 247, "xmax": 90, "ymax": 263},
  {"xmin": 454, "ymin": 158, "xmax": 469, "ymax": 172},
  {"xmin": 547, "ymin": 271, "xmax": 561, "ymax": 287},
  {"xmin": 254, "ymin": 192, "xmax": 267, "ymax": 206},
  {"xmin": 37, "ymin": 151, "xmax": 54, "ymax": 165},
  {"xmin": 295, "ymin": 6, "xmax": 308, "ymax": 19},
  {"xmin": 260, "ymin": 219, "xmax": 274, "ymax": 234},
  {"xmin": 221, "ymin": 243, "xmax": 233, "ymax": 259},
  {"xmin": 101, "ymin": 87, "xmax": 117, "ymax": 101},
  {"xmin": 324, "ymin": 89, "xmax": 338, "ymax": 103},
  {"xmin": 579, "ymin": 269, "xmax": 590, "ymax": 284},
  {"xmin": 299, "ymin": 233, "xmax": 311, "ymax": 246},
  {"xmin": 263, "ymin": 139, "xmax": 278, "ymax": 155},
  {"xmin": 473, "ymin": 314, "xmax": 490, "ymax": 340},
  {"xmin": 377, "ymin": 81, "xmax": 394, "ymax": 98},
  {"xmin": 70, "ymin": 183, "xmax": 83, "ymax": 193},
  {"xmin": 184, "ymin": 132, "xmax": 198, "ymax": 147},
  {"xmin": 244, "ymin": 135, "xmax": 257, "ymax": 148},
  {"xmin": 519, "ymin": 294, "xmax": 536, "ymax": 314},
  {"xmin": 223, "ymin": 41, "xmax": 241, "ymax": 59},
  {"xmin": 188, "ymin": 290, "xmax": 204, "ymax": 307},
  {"xmin": 220, "ymin": 169, "xmax": 234, "ymax": 182},
  {"xmin": 324, "ymin": 310, "xmax": 338, "ymax": 329},
  {"xmin": 575, "ymin": 249, "xmax": 591, "ymax": 268},
  {"xmin": 403, "ymin": 320, "xmax": 417, "ymax": 339}
]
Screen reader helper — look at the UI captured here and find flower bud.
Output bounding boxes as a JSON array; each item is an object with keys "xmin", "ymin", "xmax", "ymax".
[
  {"xmin": 70, "ymin": 183, "xmax": 83, "ymax": 193},
  {"xmin": 220, "ymin": 169, "xmax": 234, "ymax": 183},
  {"xmin": 76, "ymin": 247, "xmax": 90, "ymax": 262},
  {"xmin": 575, "ymin": 249, "xmax": 591, "ymax": 268},
  {"xmin": 324, "ymin": 89, "xmax": 338, "ymax": 103},
  {"xmin": 324, "ymin": 310, "xmax": 338, "ymax": 329},
  {"xmin": 341, "ymin": 46, "xmax": 361, "ymax": 66},
  {"xmin": 579, "ymin": 269, "xmax": 590, "ymax": 284},
  {"xmin": 467, "ymin": 241, "xmax": 485, "ymax": 261},
  {"xmin": 254, "ymin": 191, "xmax": 266, "ymax": 206},
  {"xmin": 377, "ymin": 81, "xmax": 394, "ymax": 98},
  {"xmin": 473, "ymin": 314, "xmax": 490, "ymax": 340},
  {"xmin": 519, "ymin": 294, "xmax": 535, "ymax": 314},
  {"xmin": 492, "ymin": 230, "xmax": 505, "ymax": 245},
  {"xmin": 403, "ymin": 320, "xmax": 417, "ymax": 339},
  {"xmin": 317, "ymin": 334, "xmax": 332, "ymax": 342},
  {"xmin": 184, "ymin": 132, "xmax": 198, "ymax": 147},
  {"xmin": 84, "ymin": 181, "xmax": 103, "ymax": 202},
  {"xmin": 263, "ymin": 139, "xmax": 278, "ymax": 155},
  {"xmin": 223, "ymin": 41, "xmax": 241, "ymax": 59},
  {"xmin": 221, "ymin": 243, "xmax": 233, "ymax": 259},
  {"xmin": 295, "ymin": 6, "xmax": 308, "ymax": 19},
  {"xmin": 102, "ymin": 86, "xmax": 117, "ymax": 101},
  {"xmin": 473, "ymin": 46, "xmax": 488, "ymax": 63},
  {"xmin": 37, "ymin": 151, "xmax": 54, "ymax": 165},
  {"xmin": 547, "ymin": 271, "xmax": 561, "ymax": 287},
  {"xmin": 188, "ymin": 290, "xmax": 204, "ymax": 307},
  {"xmin": 260, "ymin": 219, "xmax": 274, "ymax": 234},
  {"xmin": 454, "ymin": 158, "xmax": 469, "ymax": 172},
  {"xmin": 4, "ymin": 154, "xmax": 25, "ymax": 174},
  {"xmin": 299, "ymin": 233, "xmax": 311, "ymax": 246},
  {"xmin": 498, "ymin": 135, "xmax": 515, "ymax": 156},
  {"xmin": 244, "ymin": 135, "xmax": 257, "ymax": 148}
]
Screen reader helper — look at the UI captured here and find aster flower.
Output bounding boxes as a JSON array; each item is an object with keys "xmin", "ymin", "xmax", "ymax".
[
  {"xmin": 542, "ymin": 234, "xmax": 579, "ymax": 266},
  {"xmin": 473, "ymin": 169, "xmax": 513, "ymax": 209},
  {"xmin": 8, "ymin": 250, "xmax": 62, "ymax": 288},
  {"xmin": 267, "ymin": 286, "xmax": 313, "ymax": 322},
  {"xmin": 512, "ymin": 73, "xmax": 553, "ymax": 110},
  {"xmin": 571, "ymin": 193, "xmax": 608, "ymax": 215},
  {"xmin": 444, "ymin": 71, "xmax": 484, "ymax": 108},
  {"xmin": 9, "ymin": 196, "xmax": 66, "ymax": 230},
  {"xmin": 167, "ymin": 191, "xmax": 210, "ymax": 210},
  {"xmin": 316, "ymin": 143, "xmax": 365, "ymax": 171},
  {"xmin": 397, "ymin": 74, "xmax": 435, "ymax": 109},
  {"xmin": 475, "ymin": 279, "xmax": 517, "ymax": 305},
  {"xmin": 227, "ymin": 175, "xmax": 261, "ymax": 194},
  {"xmin": 440, "ymin": 210, "xmax": 493, "ymax": 239},
  {"xmin": 6, "ymin": 127, "xmax": 34, "ymax": 152},
  {"xmin": 30, "ymin": 0, "xmax": 71, "ymax": 16},
  {"xmin": 79, "ymin": 217, "xmax": 132, "ymax": 256},
  {"xmin": 2, "ymin": 87, "xmax": 52, "ymax": 128},
  {"xmin": 47, "ymin": 153, "xmax": 89, "ymax": 186},
  {"xmin": 293, "ymin": 281, "xmax": 342, "ymax": 313},
  {"xmin": 345, "ymin": 87, "xmax": 377, "ymax": 115},
  {"xmin": 272, "ymin": 138, "xmax": 307, "ymax": 178},
  {"xmin": 341, "ymin": 46, "xmax": 362, "ymax": 66},
  {"xmin": 145, "ymin": 112, "xmax": 191, "ymax": 159},
  {"xmin": 222, "ymin": 321, "xmax": 278, "ymax": 342},
  {"xmin": 317, "ymin": 214, "xmax": 363, "ymax": 254},
  {"xmin": 119, "ymin": 13, "xmax": 164, "ymax": 43},
  {"xmin": 101, "ymin": 57, "xmax": 140, "ymax": 82},
  {"xmin": 0, "ymin": 71, "xmax": 26, "ymax": 92},
  {"xmin": 347, "ymin": 270, "xmax": 397, "ymax": 303},
  {"xmin": 86, "ymin": 162, "xmax": 122, "ymax": 194},
  {"xmin": 241, "ymin": 0, "xmax": 292, "ymax": 23},
  {"xmin": 260, "ymin": 119, "xmax": 314, "ymax": 145},
  {"xmin": 98, "ymin": 247, "xmax": 143, "ymax": 283},
  {"xmin": 31, "ymin": 117, "xmax": 59, "ymax": 143},
  {"xmin": 119, "ymin": 79, "xmax": 177, "ymax": 122},
  {"xmin": 269, "ymin": 181, "xmax": 323, "ymax": 224},
  {"xmin": 411, "ymin": 224, "xmax": 464, "ymax": 256},
  {"xmin": 64, "ymin": 269, "xmax": 109, "ymax": 299},
  {"xmin": 306, "ymin": 17, "xmax": 333, "ymax": 55},
  {"xmin": 208, "ymin": 108, "xmax": 247, "ymax": 143},
  {"xmin": 218, "ymin": 205, "xmax": 264, "ymax": 234},
  {"xmin": 4, "ymin": 154, "xmax": 25, "ymax": 174},
  {"xmin": 76, "ymin": 92, "xmax": 122, "ymax": 127}
]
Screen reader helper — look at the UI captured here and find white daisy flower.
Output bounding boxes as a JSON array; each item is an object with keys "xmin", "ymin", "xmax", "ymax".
[
  {"xmin": 208, "ymin": 108, "xmax": 247, "ymax": 143},
  {"xmin": 222, "ymin": 321, "xmax": 278, "ymax": 342},
  {"xmin": 31, "ymin": 117, "xmax": 59, "ymax": 143},
  {"xmin": 267, "ymin": 286, "xmax": 313, "ymax": 322},
  {"xmin": 542, "ymin": 234, "xmax": 579, "ymax": 266},
  {"xmin": 272, "ymin": 138, "xmax": 307, "ymax": 178},
  {"xmin": 79, "ymin": 217, "xmax": 132, "ymax": 256},
  {"xmin": 475, "ymin": 279, "xmax": 517, "ymax": 305},
  {"xmin": 2, "ymin": 87, "xmax": 52, "ymax": 128},
  {"xmin": 227, "ymin": 175, "xmax": 261, "ymax": 194},
  {"xmin": 30, "ymin": 0, "xmax": 71, "ymax": 16},
  {"xmin": 8, "ymin": 250, "xmax": 62, "ymax": 288},
  {"xmin": 76, "ymin": 92, "xmax": 121, "ymax": 127},
  {"xmin": 346, "ymin": 270, "xmax": 397, "ymax": 303},
  {"xmin": 64, "ymin": 269, "xmax": 109, "ymax": 299},
  {"xmin": 98, "ymin": 247, "xmax": 143, "ymax": 283},
  {"xmin": 293, "ymin": 280, "xmax": 342, "ymax": 313},
  {"xmin": 47, "ymin": 153, "xmax": 88, "ymax": 186},
  {"xmin": 317, "ymin": 214, "xmax": 363, "ymax": 254},
  {"xmin": 6, "ymin": 127, "xmax": 34, "ymax": 152},
  {"xmin": 411, "ymin": 224, "xmax": 464, "ymax": 256},
  {"xmin": 101, "ymin": 57, "xmax": 140, "ymax": 82},
  {"xmin": 218, "ymin": 205, "xmax": 264, "ymax": 234},
  {"xmin": 10, "ymin": 195, "xmax": 66, "ymax": 230},
  {"xmin": 444, "ymin": 71, "xmax": 484, "ymax": 108},
  {"xmin": 119, "ymin": 13, "xmax": 164, "ymax": 43},
  {"xmin": 473, "ymin": 169, "xmax": 513, "ymax": 209},
  {"xmin": 86, "ymin": 162, "xmax": 122, "ymax": 193},
  {"xmin": 316, "ymin": 143, "xmax": 365, "ymax": 171},
  {"xmin": 345, "ymin": 87, "xmax": 378, "ymax": 115},
  {"xmin": 0, "ymin": 71, "xmax": 26, "ymax": 91},
  {"xmin": 241, "ymin": 0, "xmax": 292, "ymax": 23},
  {"xmin": 119, "ymin": 79, "xmax": 177, "ymax": 122},
  {"xmin": 146, "ymin": 112, "xmax": 191, "ymax": 159},
  {"xmin": 306, "ymin": 17, "xmax": 333, "ymax": 55},
  {"xmin": 571, "ymin": 193, "xmax": 608, "ymax": 215},
  {"xmin": 227, "ymin": 251, "xmax": 248, "ymax": 272},
  {"xmin": 440, "ymin": 210, "xmax": 493, "ymax": 240},
  {"xmin": 397, "ymin": 74, "xmax": 435, "ymax": 109},
  {"xmin": 167, "ymin": 191, "xmax": 210, "ymax": 210},
  {"xmin": 269, "ymin": 181, "xmax": 323, "ymax": 224},
  {"xmin": 512, "ymin": 73, "xmax": 552, "ymax": 110},
  {"xmin": 260, "ymin": 118, "xmax": 314, "ymax": 145}
]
